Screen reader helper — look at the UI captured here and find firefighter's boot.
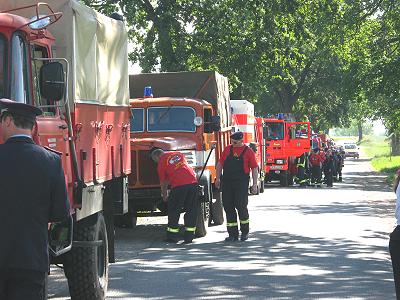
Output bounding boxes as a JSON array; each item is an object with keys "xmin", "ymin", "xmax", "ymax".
[{"xmin": 225, "ymin": 223, "xmax": 239, "ymax": 242}]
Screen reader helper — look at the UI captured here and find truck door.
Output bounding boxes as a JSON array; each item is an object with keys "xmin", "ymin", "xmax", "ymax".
[
  {"xmin": 31, "ymin": 44, "xmax": 70, "ymax": 177},
  {"xmin": 286, "ymin": 122, "xmax": 311, "ymax": 157}
]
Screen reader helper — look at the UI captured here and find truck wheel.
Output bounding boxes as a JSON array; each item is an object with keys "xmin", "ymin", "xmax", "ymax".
[
  {"xmin": 43, "ymin": 273, "xmax": 48, "ymax": 300},
  {"xmin": 280, "ymin": 171, "xmax": 288, "ymax": 187},
  {"xmin": 115, "ymin": 212, "xmax": 137, "ymax": 229},
  {"xmin": 211, "ymin": 190, "xmax": 224, "ymax": 226},
  {"xmin": 288, "ymin": 173, "xmax": 294, "ymax": 186},
  {"xmin": 260, "ymin": 180, "xmax": 265, "ymax": 193},
  {"xmin": 64, "ymin": 213, "xmax": 109, "ymax": 300}
]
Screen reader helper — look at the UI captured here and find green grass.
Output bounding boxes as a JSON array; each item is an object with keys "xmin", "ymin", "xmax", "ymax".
[
  {"xmin": 359, "ymin": 136, "xmax": 390, "ymax": 158},
  {"xmin": 358, "ymin": 135, "xmax": 399, "ymax": 184}
]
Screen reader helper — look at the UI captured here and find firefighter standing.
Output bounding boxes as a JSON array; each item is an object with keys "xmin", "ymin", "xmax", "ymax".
[
  {"xmin": 324, "ymin": 150, "xmax": 335, "ymax": 187},
  {"xmin": 296, "ymin": 153, "xmax": 309, "ymax": 187},
  {"xmin": 309, "ymin": 148, "xmax": 324, "ymax": 187},
  {"xmin": 215, "ymin": 131, "xmax": 259, "ymax": 242},
  {"xmin": 0, "ymin": 99, "xmax": 70, "ymax": 300},
  {"xmin": 150, "ymin": 148, "xmax": 199, "ymax": 244}
]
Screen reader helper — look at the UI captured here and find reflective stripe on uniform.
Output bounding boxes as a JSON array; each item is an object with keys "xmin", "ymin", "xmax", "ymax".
[
  {"xmin": 185, "ymin": 227, "xmax": 196, "ymax": 232},
  {"xmin": 297, "ymin": 163, "xmax": 305, "ymax": 167},
  {"xmin": 167, "ymin": 227, "xmax": 179, "ymax": 233},
  {"xmin": 227, "ymin": 222, "xmax": 238, "ymax": 227},
  {"xmin": 240, "ymin": 219, "xmax": 250, "ymax": 225},
  {"xmin": 299, "ymin": 179, "xmax": 308, "ymax": 183}
]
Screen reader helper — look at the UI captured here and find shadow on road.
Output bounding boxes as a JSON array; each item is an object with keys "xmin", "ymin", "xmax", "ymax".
[{"xmin": 109, "ymin": 229, "xmax": 394, "ymax": 299}]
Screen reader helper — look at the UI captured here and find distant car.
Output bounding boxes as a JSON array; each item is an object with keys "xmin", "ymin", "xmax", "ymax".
[{"xmin": 344, "ymin": 143, "xmax": 360, "ymax": 159}]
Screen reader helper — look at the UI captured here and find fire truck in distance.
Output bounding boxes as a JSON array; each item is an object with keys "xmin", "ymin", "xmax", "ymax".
[
  {"xmin": 125, "ymin": 71, "xmax": 232, "ymax": 237},
  {"xmin": 0, "ymin": 1, "xmax": 131, "ymax": 298},
  {"xmin": 231, "ymin": 100, "xmax": 265, "ymax": 194},
  {"xmin": 264, "ymin": 113, "xmax": 311, "ymax": 187}
]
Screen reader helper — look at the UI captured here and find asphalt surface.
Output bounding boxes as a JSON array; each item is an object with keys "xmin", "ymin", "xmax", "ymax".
[{"xmin": 49, "ymin": 154, "xmax": 397, "ymax": 299}]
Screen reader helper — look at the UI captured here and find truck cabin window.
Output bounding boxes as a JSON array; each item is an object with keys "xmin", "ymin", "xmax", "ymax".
[
  {"xmin": 0, "ymin": 35, "xmax": 5, "ymax": 98},
  {"xmin": 131, "ymin": 108, "xmax": 144, "ymax": 132},
  {"xmin": 11, "ymin": 33, "xmax": 30, "ymax": 104},
  {"xmin": 147, "ymin": 107, "xmax": 196, "ymax": 132},
  {"xmin": 265, "ymin": 122, "xmax": 284, "ymax": 140},
  {"xmin": 31, "ymin": 45, "xmax": 55, "ymax": 115}
]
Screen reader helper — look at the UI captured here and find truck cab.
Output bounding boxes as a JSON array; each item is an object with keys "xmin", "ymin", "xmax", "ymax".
[{"xmin": 264, "ymin": 115, "xmax": 311, "ymax": 186}]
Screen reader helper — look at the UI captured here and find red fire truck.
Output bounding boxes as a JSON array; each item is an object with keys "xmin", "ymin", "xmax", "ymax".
[
  {"xmin": 231, "ymin": 100, "xmax": 265, "ymax": 194},
  {"xmin": 125, "ymin": 71, "xmax": 231, "ymax": 237},
  {"xmin": 0, "ymin": 1, "xmax": 130, "ymax": 298},
  {"xmin": 264, "ymin": 114, "xmax": 311, "ymax": 186}
]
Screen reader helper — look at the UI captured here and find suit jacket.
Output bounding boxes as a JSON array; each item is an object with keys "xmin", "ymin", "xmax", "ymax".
[{"xmin": 0, "ymin": 136, "xmax": 70, "ymax": 272}]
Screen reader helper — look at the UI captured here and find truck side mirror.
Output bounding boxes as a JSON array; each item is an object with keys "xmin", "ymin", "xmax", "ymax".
[
  {"xmin": 211, "ymin": 115, "xmax": 221, "ymax": 132},
  {"xmin": 40, "ymin": 62, "xmax": 65, "ymax": 101}
]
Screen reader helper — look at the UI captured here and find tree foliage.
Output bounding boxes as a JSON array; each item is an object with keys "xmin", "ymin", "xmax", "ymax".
[{"xmin": 83, "ymin": 0, "xmax": 400, "ymax": 135}]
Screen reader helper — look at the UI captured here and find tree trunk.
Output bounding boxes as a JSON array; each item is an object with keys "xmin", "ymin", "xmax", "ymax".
[
  {"xmin": 392, "ymin": 133, "xmax": 400, "ymax": 156},
  {"xmin": 357, "ymin": 121, "xmax": 363, "ymax": 142}
]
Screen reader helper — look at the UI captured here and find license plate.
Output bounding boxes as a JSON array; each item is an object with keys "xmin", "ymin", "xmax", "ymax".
[{"xmin": 270, "ymin": 165, "xmax": 284, "ymax": 170}]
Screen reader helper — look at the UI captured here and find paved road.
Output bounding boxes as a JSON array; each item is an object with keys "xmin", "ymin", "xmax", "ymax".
[{"xmin": 49, "ymin": 155, "xmax": 397, "ymax": 299}]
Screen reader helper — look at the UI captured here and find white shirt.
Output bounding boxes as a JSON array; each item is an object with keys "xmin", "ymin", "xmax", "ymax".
[
  {"xmin": 396, "ymin": 184, "xmax": 400, "ymax": 225},
  {"xmin": 10, "ymin": 134, "xmax": 32, "ymax": 139}
]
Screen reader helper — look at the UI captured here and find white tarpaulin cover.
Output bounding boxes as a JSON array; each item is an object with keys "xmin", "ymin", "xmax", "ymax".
[{"xmin": 0, "ymin": 0, "xmax": 129, "ymax": 107}]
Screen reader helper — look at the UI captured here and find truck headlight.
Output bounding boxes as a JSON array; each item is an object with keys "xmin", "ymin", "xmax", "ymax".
[{"xmin": 275, "ymin": 159, "xmax": 285, "ymax": 164}]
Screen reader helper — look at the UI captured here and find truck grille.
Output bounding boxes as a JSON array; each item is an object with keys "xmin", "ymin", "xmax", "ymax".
[{"xmin": 138, "ymin": 150, "xmax": 159, "ymax": 185}]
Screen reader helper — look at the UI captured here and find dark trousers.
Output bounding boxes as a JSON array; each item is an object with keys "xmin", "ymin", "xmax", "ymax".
[
  {"xmin": 222, "ymin": 178, "xmax": 250, "ymax": 237},
  {"xmin": 0, "ymin": 269, "xmax": 46, "ymax": 300},
  {"xmin": 297, "ymin": 166, "xmax": 307, "ymax": 186},
  {"xmin": 311, "ymin": 166, "xmax": 321, "ymax": 184},
  {"xmin": 325, "ymin": 169, "xmax": 333, "ymax": 187},
  {"xmin": 167, "ymin": 183, "xmax": 198, "ymax": 241},
  {"xmin": 390, "ymin": 226, "xmax": 400, "ymax": 299},
  {"xmin": 338, "ymin": 166, "xmax": 343, "ymax": 181}
]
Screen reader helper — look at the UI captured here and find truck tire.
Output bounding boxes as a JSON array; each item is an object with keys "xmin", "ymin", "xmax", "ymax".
[
  {"xmin": 115, "ymin": 212, "xmax": 137, "ymax": 229},
  {"xmin": 43, "ymin": 272, "xmax": 48, "ymax": 300},
  {"xmin": 280, "ymin": 171, "xmax": 288, "ymax": 187},
  {"xmin": 64, "ymin": 213, "xmax": 109, "ymax": 300},
  {"xmin": 196, "ymin": 177, "xmax": 210, "ymax": 237},
  {"xmin": 288, "ymin": 173, "xmax": 294, "ymax": 186},
  {"xmin": 260, "ymin": 180, "xmax": 265, "ymax": 193},
  {"xmin": 211, "ymin": 189, "xmax": 224, "ymax": 226}
]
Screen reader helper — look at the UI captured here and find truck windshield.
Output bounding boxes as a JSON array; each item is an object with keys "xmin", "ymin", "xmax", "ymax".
[
  {"xmin": 0, "ymin": 35, "xmax": 6, "ymax": 98},
  {"xmin": 10, "ymin": 33, "xmax": 30, "ymax": 104},
  {"xmin": 147, "ymin": 107, "xmax": 196, "ymax": 132},
  {"xmin": 265, "ymin": 122, "xmax": 284, "ymax": 140},
  {"xmin": 131, "ymin": 108, "xmax": 144, "ymax": 132}
]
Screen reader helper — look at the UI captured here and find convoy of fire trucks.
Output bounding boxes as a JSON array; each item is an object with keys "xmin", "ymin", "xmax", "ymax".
[{"xmin": 0, "ymin": 1, "xmax": 319, "ymax": 299}]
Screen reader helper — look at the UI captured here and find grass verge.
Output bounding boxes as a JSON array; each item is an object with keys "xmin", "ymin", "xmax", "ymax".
[{"xmin": 358, "ymin": 135, "xmax": 399, "ymax": 184}]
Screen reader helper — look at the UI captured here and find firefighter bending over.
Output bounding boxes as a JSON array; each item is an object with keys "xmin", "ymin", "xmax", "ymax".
[
  {"xmin": 215, "ymin": 131, "xmax": 259, "ymax": 242},
  {"xmin": 150, "ymin": 147, "xmax": 199, "ymax": 244}
]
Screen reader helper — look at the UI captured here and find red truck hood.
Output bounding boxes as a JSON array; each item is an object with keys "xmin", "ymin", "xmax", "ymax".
[{"xmin": 131, "ymin": 136, "xmax": 197, "ymax": 151}]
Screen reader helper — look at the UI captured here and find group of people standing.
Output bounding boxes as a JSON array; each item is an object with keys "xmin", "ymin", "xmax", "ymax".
[{"xmin": 296, "ymin": 146, "xmax": 345, "ymax": 188}]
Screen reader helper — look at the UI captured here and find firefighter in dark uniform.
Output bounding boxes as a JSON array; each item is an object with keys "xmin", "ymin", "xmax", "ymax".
[
  {"xmin": 150, "ymin": 147, "xmax": 199, "ymax": 244},
  {"xmin": 296, "ymin": 153, "xmax": 308, "ymax": 187},
  {"xmin": 324, "ymin": 149, "xmax": 335, "ymax": 187},
  {"xmin": 0, "ymin": 99, "xmax": 70, "ymax": 300},
  {"xmin": 215, "ymin": 131, "xmax": 259, "ymax": 242}
]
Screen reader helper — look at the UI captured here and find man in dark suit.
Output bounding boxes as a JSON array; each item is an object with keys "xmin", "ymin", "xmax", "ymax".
[{"xmin": 0, "ymin": 99, "xmax": 70, "ymax": 300}]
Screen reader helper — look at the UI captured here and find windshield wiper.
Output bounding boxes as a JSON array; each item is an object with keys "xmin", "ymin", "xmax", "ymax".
[{"xmin": 156, "ymin": 106, "xmax": 174, "ymax": 124}]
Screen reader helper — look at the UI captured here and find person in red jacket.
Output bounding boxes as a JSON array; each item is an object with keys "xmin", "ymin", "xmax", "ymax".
[
  {"xmin": 150, "ymin": 147, "xmax": 198, "ymax": 244},
  {"xmin": 309, "ymin": 148, "xmax": 324, "ymax": 187},
  {"xmin": 215, "ymin": 131, "xmax": 259, "ymax": 242}
]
